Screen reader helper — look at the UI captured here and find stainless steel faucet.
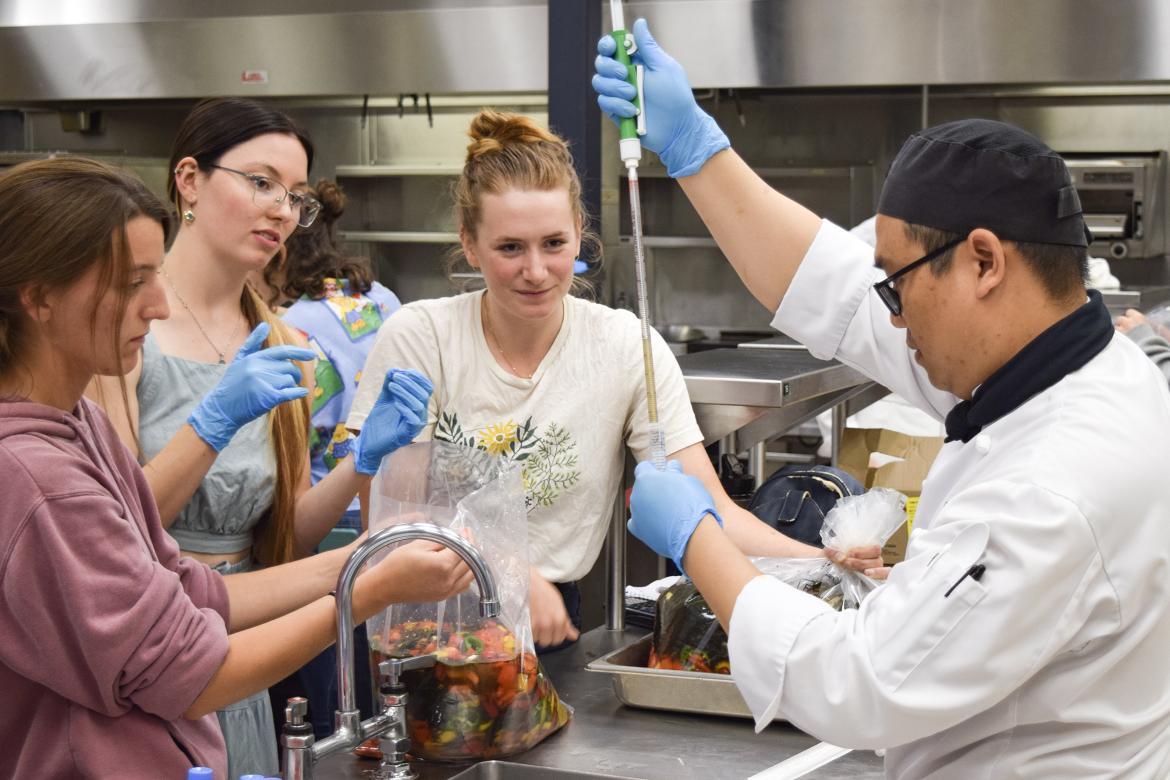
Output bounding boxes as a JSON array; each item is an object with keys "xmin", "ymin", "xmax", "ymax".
[{"xmin": 282, "ymin": 522, "xmax": 501, "ymax": 780}]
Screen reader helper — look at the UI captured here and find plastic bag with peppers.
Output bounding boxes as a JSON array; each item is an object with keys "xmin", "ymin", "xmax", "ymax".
[
  {"xmin": 648, "ymin": 488, "xmax": 906, "ymax": 675},
  {"xmin": 365, "ymin": 441, "xmax": 571, "ymax": 762}
]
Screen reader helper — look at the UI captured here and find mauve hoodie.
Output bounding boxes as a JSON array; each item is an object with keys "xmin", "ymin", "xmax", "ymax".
[{"xmin": 0, "ymin": 398, "xmax": 230, "ymax": 779}]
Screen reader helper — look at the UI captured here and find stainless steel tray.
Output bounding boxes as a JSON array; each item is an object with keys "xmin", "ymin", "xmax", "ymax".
[{"xmin": 585, "ymin": 633, "xmax": 753, "ymax": 719}]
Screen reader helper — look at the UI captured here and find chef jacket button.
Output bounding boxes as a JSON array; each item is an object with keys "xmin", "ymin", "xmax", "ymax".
[{"xmin": 974, "ymin": 434, "xmax": 991, "ymax": 454}]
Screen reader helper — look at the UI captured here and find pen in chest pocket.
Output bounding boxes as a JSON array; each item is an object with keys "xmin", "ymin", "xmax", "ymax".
[{"xmin": 944, "ymin": 564, "xmax": 986, "ymax": 598}]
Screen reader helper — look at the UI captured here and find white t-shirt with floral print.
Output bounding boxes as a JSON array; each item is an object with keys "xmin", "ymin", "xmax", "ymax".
[{"xmin": 347, "ymin": 290, "xmax": 703, "ymax": 582}]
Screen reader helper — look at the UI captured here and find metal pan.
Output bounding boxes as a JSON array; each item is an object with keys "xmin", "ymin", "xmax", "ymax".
[
  {"xmin": 658, "ymin": 324, "xmax": 707, "ymax": 344},
  {"xmin": 585, "ymin": 633, "xmax": 755, "ymax": 719}
]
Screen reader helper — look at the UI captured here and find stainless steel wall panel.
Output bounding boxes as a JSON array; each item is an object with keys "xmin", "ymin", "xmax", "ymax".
[
  {"xmin": 282, "ymin": 107, "xmax": 367, "ymax": 182},
  {"xmin": 622, "ymin": 0, "xmax": 1170, "ymax": 88},
  {"xmin": 20, "ymin": 107, "xmax": 188, "ymax": 157},
  {"xmin": 0, "ymin": 6, "xmax": 548, "ymax": 101},
  {"xmin": 0, "ymin": 0, "xmax": 540, "ymax": 26},
  {"xmin": 5, "ymin": 1, "xmax": 1170, "ymax": 101}
]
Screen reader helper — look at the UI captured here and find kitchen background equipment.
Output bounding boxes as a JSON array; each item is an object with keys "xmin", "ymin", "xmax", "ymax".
[{"xmin": 1064, "ymin": 153, "xmax": 1165, "ymax": 260}]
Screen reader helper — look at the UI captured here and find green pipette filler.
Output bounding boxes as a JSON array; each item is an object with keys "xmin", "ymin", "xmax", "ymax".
[{"xmin": 610, "ymin": 0, "xmax": 666, "ymax": 471}]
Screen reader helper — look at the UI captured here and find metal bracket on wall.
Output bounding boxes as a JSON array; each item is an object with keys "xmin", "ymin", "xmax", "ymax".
[{"xmin": 59, "ymin": 110, "xmax": 101, "ymax": 135}]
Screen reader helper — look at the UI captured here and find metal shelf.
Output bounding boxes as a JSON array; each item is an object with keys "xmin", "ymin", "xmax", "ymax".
[
  {"xmin": 339, "ymin": 230, "xmax": 458, "ymax": 244},
  {"xmin": 335, "ymin": 163, "xmax": 462, "ymax": 177},
  {"xmin": 619, "ymin": 235, "xmax": 719, "ymax": 249},
  {"xmin": 633, "ymin": 164, "xmax": 865, "ymax": 180}
]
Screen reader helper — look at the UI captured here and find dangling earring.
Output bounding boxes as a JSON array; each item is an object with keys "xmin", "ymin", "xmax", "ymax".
[{"xmin": 182, "ymin": 210, "xmax": 195, "ymax": 224}]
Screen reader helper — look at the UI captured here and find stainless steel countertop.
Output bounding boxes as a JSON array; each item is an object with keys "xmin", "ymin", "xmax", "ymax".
[
  {"xmin": 737, "ymin": 335, "xmax": 808, "ymax": 351},
  {"xmin": 677, "ymin": 348, "xmax": 867, "ymax": 408},
  {"xmin": 675, "ymin": 347, "xmax": 884, "ymax": 447},
  {"xmin": 314, "ymin": 627, "xmax": 885, "ymax": 779}
]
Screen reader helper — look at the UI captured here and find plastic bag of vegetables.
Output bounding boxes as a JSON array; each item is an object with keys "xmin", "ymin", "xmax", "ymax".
[
  {"xmin": 648, "ymin": 488, "xmax": 906, "ymax": 675},
  {"xmin": 365, "ymin": 440, "xmax": 571, "ymax": 762}
]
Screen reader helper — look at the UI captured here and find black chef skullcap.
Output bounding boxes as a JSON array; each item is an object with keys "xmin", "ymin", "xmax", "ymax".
[{"xmin": 878, "ymin": 118, "xmax": 1089, "ymax": 247}]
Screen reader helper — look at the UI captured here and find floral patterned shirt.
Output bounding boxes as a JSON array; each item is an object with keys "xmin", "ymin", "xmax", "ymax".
[
  {"xmin": 347, "ymin": 290, "xmax": 702, "ymax": 582},
  {"xmin": 283, "ymin": 279, "xmax": 401, "ymax": 512}
]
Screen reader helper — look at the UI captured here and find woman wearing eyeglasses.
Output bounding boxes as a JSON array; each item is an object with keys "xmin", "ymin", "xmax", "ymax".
[{"xmin": 86, "ymin": 98, "xmax": 432, "ymax": 778}]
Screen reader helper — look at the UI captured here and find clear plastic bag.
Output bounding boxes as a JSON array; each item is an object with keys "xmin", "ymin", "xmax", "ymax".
[
  {"xmin": 752, "ymin": 486, "xmax": 907, "ymax": 610},
  {"xmin": 818, "ymin": 487, "xmax": 906, "ymax": 608},
  {"xmin": 647, "ymin": 579, "xmax": 729, "ymax": 674},
  {"xmin": 647, "ymin": 488, "xmax": 907, "ymax": 675},
  {"xmin": 366, "ymin": 441, "xmax": 571, "ymax": 761}
]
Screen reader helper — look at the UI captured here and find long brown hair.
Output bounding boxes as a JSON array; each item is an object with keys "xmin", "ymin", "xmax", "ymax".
[
  {"xmin": 447, "ymin": 109, "xmax": 600, "ymax": 293},
  {"xmin": 169, "ymin": 97, "xmax": 312, "ymax": 566},
  {"xmin": 0, "ymin": 158, "xmax": 171, "ymax": 405}
]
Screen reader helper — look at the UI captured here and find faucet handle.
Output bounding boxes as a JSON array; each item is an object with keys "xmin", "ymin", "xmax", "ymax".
[
  {"xmin": 378, "ymin": 653, "xmax": 437, "ymax": 688},
  {"xmin": 285, "ymin": 696, "xmax": 309, "ymax": 727}
]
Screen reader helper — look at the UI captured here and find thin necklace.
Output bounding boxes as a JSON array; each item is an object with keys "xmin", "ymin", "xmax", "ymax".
[
  {"xmin": 162, "ymin": 267, "xmax": 244, "ymax": 365},
  {"xmin": 482, "ymin": 299, "xmax": 533, "ymax": 380}
]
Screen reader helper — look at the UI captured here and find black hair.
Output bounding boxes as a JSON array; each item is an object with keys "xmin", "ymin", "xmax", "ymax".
[{"xmin": 904, "ymin": 222, "xmax": 1088, "ymax": 302}]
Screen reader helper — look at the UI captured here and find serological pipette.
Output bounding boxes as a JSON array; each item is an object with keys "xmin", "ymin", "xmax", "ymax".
[{"xmin": 611, "ymin": 0, "xmax": 667, "ymax": 471}]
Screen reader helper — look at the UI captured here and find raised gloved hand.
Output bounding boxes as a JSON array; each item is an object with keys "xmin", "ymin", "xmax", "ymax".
[
  {"xmin": 352, "ymin": 368, "xmax": 433, "ymax": 476},
  {"xmin": 593, "ymin": 18, "xmax": 730, "ymax": 178},
  {"xmin": 628, "ymin": 459, "xmax": 723, "ymax": 574},
  {"xmin": 188, "ymin": 322, "xmax": 315, "ymax": 452}
]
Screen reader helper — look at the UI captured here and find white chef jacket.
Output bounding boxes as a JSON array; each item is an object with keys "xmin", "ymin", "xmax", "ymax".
[{"xmin": 728, "ymin": 220, "xmax": 1170, "ymax": 778}]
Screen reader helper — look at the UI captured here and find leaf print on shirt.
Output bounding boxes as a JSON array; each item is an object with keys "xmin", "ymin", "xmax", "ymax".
[
  {"xmin": 435, "ymin": 411, "xmax": 476, "ymax": 450},
  {"xmin": 524, "ymin": 422, "xmax": 581, "ymax": 509},
  {"xmin": 433, "ymin": 411, "xmax": 580, "ymax": 511}
]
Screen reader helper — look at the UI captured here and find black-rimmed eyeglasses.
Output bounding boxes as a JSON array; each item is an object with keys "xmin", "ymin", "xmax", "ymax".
[
  {"xmin": 208, "ymin": 164, "xmax": 321, "ymax": 228},
  {"xmin": 872, "ymin": 236, "xmax": 965, "ymax": 316}
]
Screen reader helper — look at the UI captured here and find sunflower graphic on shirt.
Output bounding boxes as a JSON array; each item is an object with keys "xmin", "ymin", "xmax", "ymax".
[
  {"xmin": 435, "ymin": 411, "xmax": 581, "ymax": 511},
  {"xmin": 477, "ymin": 421, "xmax": 519, "ymax": 455}
]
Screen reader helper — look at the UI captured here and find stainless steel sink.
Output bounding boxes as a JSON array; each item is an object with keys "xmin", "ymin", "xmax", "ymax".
[{"xmin": 447, "ymin": 761, "xmax": 640, "ymax": 780}]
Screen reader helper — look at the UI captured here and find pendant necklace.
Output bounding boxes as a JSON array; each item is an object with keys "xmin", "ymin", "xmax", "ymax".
[
  {"xmin": 162, "ymin": 267, "xmax": 244, "ymax": 365},
  {"xmin": 482, "ymin": 299, "xmax": 534, "ymax": 380}
]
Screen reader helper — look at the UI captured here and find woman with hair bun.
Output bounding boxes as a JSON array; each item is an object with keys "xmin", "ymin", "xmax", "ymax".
[{"xmin": 348, "ymin": 109, "xmax": 885, "ymax": 652}]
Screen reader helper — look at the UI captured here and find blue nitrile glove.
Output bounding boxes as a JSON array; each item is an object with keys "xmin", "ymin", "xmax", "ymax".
[
  {"xmin": 593, "ymin": 18, "xmax": 730, "ymax": 178},
  {"xmin": 187, "ymin": 322, "xmax": 315, "ymax": 452},
  {"xmin": 628, "ymin": 459, "xmax": 723, "ymax": 574},
  {"xmin": 352, "ymin": 368, "xmax": 433, "ymax": 476}
]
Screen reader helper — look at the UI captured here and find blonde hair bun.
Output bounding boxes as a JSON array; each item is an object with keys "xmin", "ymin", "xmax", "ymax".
[{"xmin": 465, "ymin": 108, "xmax": 563, "ymax": 163}]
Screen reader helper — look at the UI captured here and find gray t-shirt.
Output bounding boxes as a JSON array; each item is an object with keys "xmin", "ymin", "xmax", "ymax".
[{"xmin": 137, "ymin": 333, "xmax": 276, "ymax": 555}]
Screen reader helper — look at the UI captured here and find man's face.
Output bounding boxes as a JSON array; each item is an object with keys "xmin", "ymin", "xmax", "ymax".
[{"xmin": 874, "ymin": 215, "xmax": 978, "ymax": 398}]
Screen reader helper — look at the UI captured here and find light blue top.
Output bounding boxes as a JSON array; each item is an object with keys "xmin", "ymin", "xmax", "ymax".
[
  {"xmin": 282, "ymin": 279, "xmax": 400, "ymax": 511},
  {"xmin": 137, "ymin": 333, "xmax": 276, "ymax": 555}
]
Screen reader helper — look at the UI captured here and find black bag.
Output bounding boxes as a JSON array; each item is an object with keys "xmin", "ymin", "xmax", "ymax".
[{"xmin": 747, "ymin": 465, "xmax": 865, "ymax": 547}]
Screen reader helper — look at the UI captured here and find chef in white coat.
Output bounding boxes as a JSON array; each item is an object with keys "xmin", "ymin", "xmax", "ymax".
[{"xmin": 593, "ymin": 20, "xmax": 1170, "ymax": 779}]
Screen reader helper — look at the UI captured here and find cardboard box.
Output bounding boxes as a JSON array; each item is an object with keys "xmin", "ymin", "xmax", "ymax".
[{"xmin": 836, "ymin": 428, "xmax": 944, "ymax": 565}]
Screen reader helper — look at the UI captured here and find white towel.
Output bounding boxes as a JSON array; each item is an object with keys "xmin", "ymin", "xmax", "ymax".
[{"xmin": 625, "ymin": 576, "xmax": 682, "ymax": 602}]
